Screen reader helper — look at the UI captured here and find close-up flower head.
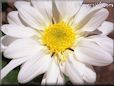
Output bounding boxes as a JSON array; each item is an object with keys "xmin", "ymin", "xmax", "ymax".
[{"xmin": 0, "ymin": 0, "xmax": 114, "ymax": 85}]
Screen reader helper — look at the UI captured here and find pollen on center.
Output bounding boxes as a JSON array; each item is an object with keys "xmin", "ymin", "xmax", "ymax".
[{"xmin": 42, "ymin": 21, "xmax": 76, "ymax": 54}]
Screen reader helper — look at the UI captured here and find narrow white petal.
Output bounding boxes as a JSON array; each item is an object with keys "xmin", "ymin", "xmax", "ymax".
[
  {"xmin": 89, "ymin": 3, "xmax": 108, "ymax": 12},
  {"xmin": 98, "ymin": 21, "xmax": 114, "ymax": 35},
  {"xmin": 41, "ymin": 74, "xmax": 47, "ymax": 85},
  {"xmin": 74, "ymin": 3, "xmax": 108, "ymax": 30},
  {"xmin": 58, "ymin": 51, "xmax": 70, "ymax": 73},
  {"xmin": 1, "ymin": 35, "xmax": 17, "ymax": 52},
  {"xmin": 55, "ymin": 0, "xmax": 83, "ymax": 21},
  {"xmin": 59, "ymin": 62, "xmax": 66, "ymax": 74},
  {"xmin": 81, "ymin": 8, "xmax": 109, "ymax": 32},
  {"xmin": 65, "ymin": 60, "xmax": 84, "ymax": 84},
  {"xmin": 31, "ymin": 0, "xmax": 52, "ymax": 24},
  {"xmin": 68, "ymin": 55, "xmax": 96, "ymax": 83},
  {"xmin": 57, "ymin": 73, "xmax": 65, "ymax": 84},
  {"xmin": 1, "ymin": 56, "xmax": 29, "ymax": 79},
  {"xmin": 72, "ymin": 4, "xmax": 91, "ymax": 26},
  {"xmin": 18, "ymin": 54, "xmax": 52, "ymax": 83},
  {"xmin": 1, "ymin": 24, "xmax": 37, "ymax": 38},
  {"xmin": 42, "ymin": 59, "xmax": 61, "ymax": 84},
  {"xmin": 17, "ymin": 5, "xmax": 48, "ymax": 29},
  {"xmin": 46, "ymin": 59, "xmax": 60, "ymax": 84},
  {"xmin": 75, "ymin": 39, "xmax": 113, "ymax": 66},
  {"xmin": 7, "ymin": 11, "xmax": 23, "ymax": 26},
  {"xmin": 86, "ymin": 35, "xmax": 113, "ymax": 55},
  {"xmin": 4, "ymin": 38, "xmax": 42, "ymax": 59},
  {"xmin": 41, "ymin": 59, "xmax": 65, "ymax": 85}
]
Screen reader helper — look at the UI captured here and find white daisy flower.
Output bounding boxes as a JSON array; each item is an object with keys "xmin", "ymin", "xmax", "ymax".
[{"xmin": 1, "ymin": 0, "xmax": 113, "ymax": 85}]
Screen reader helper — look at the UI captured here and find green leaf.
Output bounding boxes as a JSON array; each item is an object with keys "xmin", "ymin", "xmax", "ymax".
[
  {"xmin": 0, "ymin": 59, "xmax": 7, "ymax": 69},
  {"xmin": 1, "ymin": 70, "xmax": 19, "ymax": 85},
  {"xmin": 64, "ymin": 75, "xmax": 69, "ymax": 83}
]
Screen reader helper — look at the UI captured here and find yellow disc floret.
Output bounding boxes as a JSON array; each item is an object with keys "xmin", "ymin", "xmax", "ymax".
[{"xmin": 42, "ymin": 21, "xmax": 76, "ymax": 54}]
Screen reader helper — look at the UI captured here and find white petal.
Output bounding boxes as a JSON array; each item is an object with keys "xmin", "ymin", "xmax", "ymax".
[
  {"xmin": 72, "ymin": 4, "xmax": 91, "ymax": 26},
  {"xmin": 20, "ymin": 50, "xmax": 47, "ymax": 70},
  {"xmin": 41, "ymin": 59, "xmax": 65, "ymax": 85},
  {"xmin": 86, "ymin": 3, "xmax": 108, "ymax": 14},
  {"xmin": 16, "ymin": 4, "xmax": 48, "ymax": 29},
  {"xmin": 86, "ymin": 35, "xmax": 113, "ymax": 55},
  {"xmin": 1, "ymin": 35, "xmax": 17, "ymax": 52},
  {"xmin": 81, "ymin": 8, "xmax": 109, "ymax": 32},
  {"xmin": 65, "ymin": 59, "xmax": 84, "ymax": 84},
  {"xmin": 1, "ymin": 56, "xmax": 29, "ymax": 79},
  {"xmin": 41, "ymin": 73, "xmax": 65, "ymax": 85},
  {"xmin": 45, "ymin": 59, "xmax": 60, "ymax": 84},
  {"xmin": 31, "ymin": 0, "xmax": 52, "ymax": 24},
  {"xmin": 18, "ymin": 54, "xmax": 52, "ymax": 83},
  {"xmin": 55, "ymin": 0, "xmax": 83, "ymax": 21},
  {"xmin": 59, "ymin": 62, "xmax": 66, "ymax": 73},
  {"xmin": 41, "ymin": 59, "xmax": 63, "ymax": 84},
  {"xmin": 58, "ymin": 51, "xmax": 70, "ymax": 73},
  {"xmin": 74, "ymin": 3, "xmax": 108, "ymax": 30},
  {"xmin": 1, "ymin": 37, "xmax": 6, "ymax": 52},
  {"xmin": 57, "ymin": 73, "xmax": 65, "ymax": 84},
  {"xmin": 14, "ymin": 1, "xmax": 30, "ymax": 8},
  {"xmin": 7, "ymin": 11, "xmax": 23, "ymax": 26},
  {"xmin": 4, "ymin": 38, "xmax": 42, "ymax": 59},
  {"xmin": 1, "ymin": 24, "xmax": 37, "ymax": 38},
  {"xmin": 41, "ymin": 74, "xmax": 47, "ymax": 84},
  {"xmin": 98, "ymin": 21, "xmax": 114, "ymax": 35},
  {"xmin": 75, "ymin": 39, "xmax": 113, "ymax": 66},
  {"xmin": 68, "ymin": 55, "xmax": 96, "ymax": 83}
]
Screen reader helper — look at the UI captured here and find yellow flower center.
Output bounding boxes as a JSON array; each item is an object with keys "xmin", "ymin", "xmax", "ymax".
[{"xmin": 42, "ymin": 21, "xmax": 76, "ymax": 54}]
